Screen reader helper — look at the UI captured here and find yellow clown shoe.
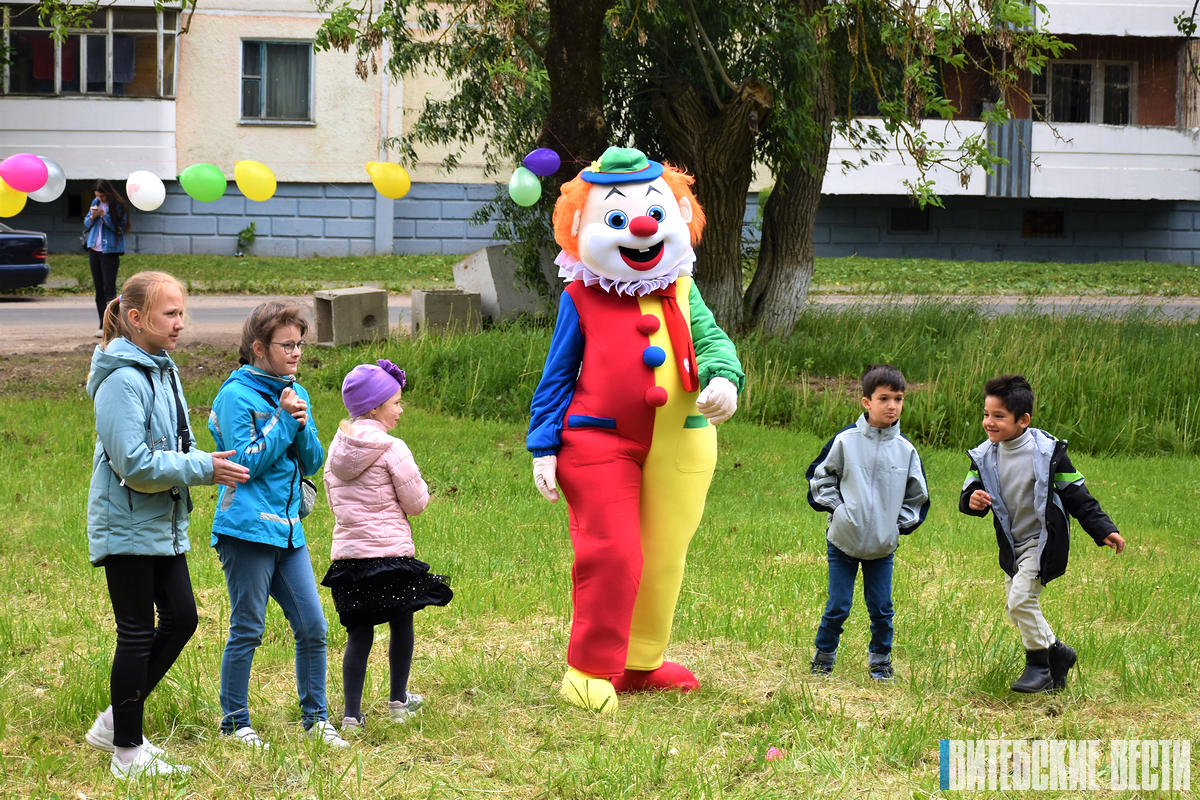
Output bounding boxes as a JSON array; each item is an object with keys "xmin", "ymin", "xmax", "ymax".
[{"xmin": 560, "ymin": 668, "xmax": 618, "ymax": 714}]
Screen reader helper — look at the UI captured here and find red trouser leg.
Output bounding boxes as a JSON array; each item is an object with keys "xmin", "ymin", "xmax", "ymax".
[{"xmin": 556, "ymin": 428, "xmax": 646, "ymax": 678}]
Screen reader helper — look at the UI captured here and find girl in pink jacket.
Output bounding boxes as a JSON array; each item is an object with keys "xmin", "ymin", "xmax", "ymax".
[{"xmin": 320, "ymin": 360, "xmax": 452, "ymax": 732}]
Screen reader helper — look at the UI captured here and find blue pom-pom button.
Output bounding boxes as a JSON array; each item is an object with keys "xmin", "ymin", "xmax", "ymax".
[{"xmin": 642, "ymin": 345, "xmax": 666, "ymax": 368}]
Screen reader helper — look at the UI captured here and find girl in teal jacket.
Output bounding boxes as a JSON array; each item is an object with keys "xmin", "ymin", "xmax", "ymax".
[{"xmin": 84, "ymin": 271, "xmax": 248, "ymax": 780}]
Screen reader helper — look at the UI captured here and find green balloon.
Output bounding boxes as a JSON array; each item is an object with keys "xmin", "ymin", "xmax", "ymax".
[
  {"xmin": 179, "ymin": 162, "xmax": 227, "ymax": 202},
  {"xmin": 507, "ymin": 166, "xmax": 541, "ymax": 207}
]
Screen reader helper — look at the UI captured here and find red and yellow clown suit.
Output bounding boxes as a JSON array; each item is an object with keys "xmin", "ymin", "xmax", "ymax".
[{"xmin": 527, "ymin": 147, "xmax": 743, "ymax": 713}]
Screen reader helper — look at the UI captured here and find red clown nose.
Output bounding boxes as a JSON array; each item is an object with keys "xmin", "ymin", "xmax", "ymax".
[{"xmin": 629, "ymin": 215, "xmax": 659, "ymax": 238}]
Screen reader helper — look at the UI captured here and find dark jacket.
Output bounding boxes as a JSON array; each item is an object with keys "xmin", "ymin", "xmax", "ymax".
[{"xmin": 958, "ymin": 428, "xmax": 1117, "ymax": 584}]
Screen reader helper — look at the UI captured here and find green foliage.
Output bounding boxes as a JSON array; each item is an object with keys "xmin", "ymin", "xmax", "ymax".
[{"xmin": 235, "ymin": 221, "xmax": 258, "ymax": 256}]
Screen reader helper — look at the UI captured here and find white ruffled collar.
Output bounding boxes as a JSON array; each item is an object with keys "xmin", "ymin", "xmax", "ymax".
[{"xmin": 554, "ymin": 249, "xmax": 695, "ymax": 297}]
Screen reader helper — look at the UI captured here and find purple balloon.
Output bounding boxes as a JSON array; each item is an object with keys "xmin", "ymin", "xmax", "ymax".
[
  {"xmin": 523, "ymin": 148, "xmax": 561, "ymax": 178},
  {"xmin": 0, "ymin": 153, "xmax": 49, "ymax": 193}
]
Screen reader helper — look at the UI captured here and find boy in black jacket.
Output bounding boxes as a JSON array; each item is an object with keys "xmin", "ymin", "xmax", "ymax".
[{"xmin": 959, "ymin": 374, "xmax": 1125, "ymax": 693}]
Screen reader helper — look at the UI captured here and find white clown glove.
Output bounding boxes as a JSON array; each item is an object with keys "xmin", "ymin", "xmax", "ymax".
[
  {"xmin": 532, "ymin": 455, "xmax": 560, "ymax": 503},
  {"xmin": 696, "ymin": 376, "xmax": 738, "ymax": 425}
]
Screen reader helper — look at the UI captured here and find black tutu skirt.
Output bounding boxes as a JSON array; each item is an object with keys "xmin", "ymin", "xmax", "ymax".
[{"xmin": 321, "ymin": 556, "xmax": 452, "ymax": 629}]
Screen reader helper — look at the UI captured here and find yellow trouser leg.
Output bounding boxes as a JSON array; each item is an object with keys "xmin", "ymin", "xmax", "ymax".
[{"xmin": 625, "ymin": 419, "xmax": 716, "ymax": 671}]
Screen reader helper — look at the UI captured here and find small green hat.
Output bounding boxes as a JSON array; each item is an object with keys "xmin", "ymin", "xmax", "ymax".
[{"xmin": 580, "ymin": 146, "xmax": 664, "ymax": 185}]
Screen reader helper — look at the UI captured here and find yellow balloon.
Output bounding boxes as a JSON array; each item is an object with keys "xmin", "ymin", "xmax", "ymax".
[
  {"xmin": 0, "ymin": 177, "xmax": 27, "ymax": 217},
  {"xmin": 235, "ymin": 160, "xmax": 277, "ymax": 202},
  {"xmin": 365, "ymin": 161, "xmax": 411, "ymax": 199}
]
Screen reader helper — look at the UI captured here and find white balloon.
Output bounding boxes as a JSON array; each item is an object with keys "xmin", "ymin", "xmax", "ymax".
[
  {"xmin": 27, "ymin": 157, "xmax": 66, "ymax": 203},
  {"xmin": 126, "ymin": 170, "xmax": 166, "ymax": 212}
]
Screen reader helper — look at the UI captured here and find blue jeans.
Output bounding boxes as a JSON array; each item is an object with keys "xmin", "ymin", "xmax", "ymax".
[
  {"xmin": 215, "ymin": 536, "xmax": 329, "ymax": 732},
  {"xmin": 814, "ymin": 541, "xmax": 894, "ymax": 656}
]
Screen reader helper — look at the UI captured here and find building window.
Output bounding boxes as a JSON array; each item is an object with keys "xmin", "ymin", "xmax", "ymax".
[
  {"xmin": 889, "ymin": 207, "xmax": 930, "ymax": 233},
  {"xmin": 1, "ymin": 3, "xmax": 177, "ymax": 97},
  {"xmin": 1021, "ymin": 208, "xmax": 1065, "ymax": 238},
  {"xmin": 241, "ymin": 40, "xmax": 311, "ymax": 123},
  {"xmin": 1031, "ymin": 61, "xmax": 1135, "ymax": 125}
]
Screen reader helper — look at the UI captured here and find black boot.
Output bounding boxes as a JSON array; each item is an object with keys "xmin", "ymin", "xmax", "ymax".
[
  {"xmin": 1049, "ymin": 640, "xmax": 1077, "ymax": 690},
  {"xmin": 1011, "ymin": 648, "xmax": 1053, "ymax": 693}
]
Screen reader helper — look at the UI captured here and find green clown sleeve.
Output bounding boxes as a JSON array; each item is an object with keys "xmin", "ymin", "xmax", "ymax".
[{"xmin": 688, "ymin": 279, "xmax": 745, "ymax": 392}]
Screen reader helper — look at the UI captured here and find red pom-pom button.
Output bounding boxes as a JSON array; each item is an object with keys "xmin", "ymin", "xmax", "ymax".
[
  {"xmin": 644, "ymin": 386, "xmax": 668, "ymax": 407},
  {"xmin": 636, "ymin": 314, "xmax": 661, "ymax": 335}
]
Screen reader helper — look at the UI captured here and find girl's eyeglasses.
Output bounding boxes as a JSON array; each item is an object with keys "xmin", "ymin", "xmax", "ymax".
[{"xmin": 271, "ymin": 341, "xmax": 305, "ymax": 354}]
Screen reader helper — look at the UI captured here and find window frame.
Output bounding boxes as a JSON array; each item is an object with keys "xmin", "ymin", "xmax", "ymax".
[
  {"xmin": 0, "ymin": 3, "xmax": 179, "ymax": 98},
  {"xmin": 1030, "ymin": 59, "xmax": 1138, "ymax": 126},
  {"xmin": 239, "ymin": 38, "xmax": 315, "ymax": 126}
]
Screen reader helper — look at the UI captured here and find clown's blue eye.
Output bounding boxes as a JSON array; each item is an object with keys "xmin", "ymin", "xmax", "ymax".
[
  {"xmin": 647, "ymin": 205, "xmax": 665, "ymax": 222},
  {"xmin": 605, "ymin": 210, "xmax": 628, "ymax": 229}
]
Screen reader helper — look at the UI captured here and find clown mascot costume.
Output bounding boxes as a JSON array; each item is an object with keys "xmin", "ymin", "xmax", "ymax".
[{"xmin": 527, "ymin": 147, "xmax": 744, "ymax": 714}]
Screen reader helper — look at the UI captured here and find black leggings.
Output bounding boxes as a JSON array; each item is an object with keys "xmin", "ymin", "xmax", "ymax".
[
  {"xmin": 89, "ymin": 250, "xmax": 120, "ymax": 325},
  {"xmin": 103, "ymin": 554, "xmax": 198, "ymax": 747},
  {"xmin": 342, "ymin": 613, "xmax": 414, "ymax": 721}
]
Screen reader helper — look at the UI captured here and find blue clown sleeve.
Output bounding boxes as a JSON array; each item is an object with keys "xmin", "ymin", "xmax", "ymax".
[{"xmin": 527, "ymin": 291, "xmax": 584, "ymax": 456}]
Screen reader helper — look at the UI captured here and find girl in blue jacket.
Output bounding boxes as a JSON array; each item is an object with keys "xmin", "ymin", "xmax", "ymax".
[
  {"xmin": 208, "ymin": 302, "xmax": 347, "ymax": 748},
  {"xmin": 83, "ymin": 179, "xmax": 130, "ymax": 333},
  {"xmin": 84, "ymin": 271, "xmax": 249, "ymax": 780}
]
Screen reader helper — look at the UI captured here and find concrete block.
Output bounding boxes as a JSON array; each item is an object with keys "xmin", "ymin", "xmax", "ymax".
[
  {"xmin": 394, "ymin": 200, "xmax": 442, "ymax": 220},
  {"xmin": 135, "ymin": 235, "xmax": 192, "ymax": 254},
  {"xmin": 440, "ymin": 201, "xmax": 483, "ymax": 220},
  {"xmin": 192, "ymin": 237, "xmax": 236, "ymax": 255},
  {"xmin": 298, "ymin": 198, "xmax": 351, "ymax": 217},
  {"xmin": 275, "ymin": 184, "xmax": 326, "ymax": 197},
  {"xmin": 452, "ymin": 245, "xmax": 556, "ymax": 321},
  {"xmin": 417, "ymin": 220, "xmax": 467, "ymax": 239},
  {"xmin": 466, "ymin": 184, "xmax": 502, "ymax": 201},
  {"xmin": 324, "ymin": 219, "xmax": 375, "ymax": 238},
  {"xmin": 314, "ymin": 287, "xmax": 390, "ymax": 346},
  {"xmin": 246, "ymin": 198, "xmax": 298, "ymax": 217},
  {"xmin": 408, "ymin": 183, "xmax": 467, "ymax": 200},
  {"xmin": 255, "ymin": 238, "xmax": 299, "ymax": 257},
  {"xmin": 466, "ymin": 221, "xmax": 499, "ymax": 239},
  {"xmin": 304, "ymin": 239, "xmax": 352, "ymax": 258},
  {"xmin": 392, "ymin": 239, "xmax": 443, "ymax": 255},
  {"xmin": 411, "ymin": 289, "xmax": 482, "ymax": 335}
]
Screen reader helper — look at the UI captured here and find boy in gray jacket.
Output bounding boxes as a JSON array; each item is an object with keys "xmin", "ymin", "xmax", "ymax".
[
  {"xmin": 959, "ymin": 374, "xmax": 1124, "ymax": 693},
  {"xmin": 806, "ymin": 365, "xmax": 930, "ymax": 680}
]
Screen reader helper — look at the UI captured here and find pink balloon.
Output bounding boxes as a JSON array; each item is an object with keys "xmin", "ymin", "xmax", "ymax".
[{"xmin": 0, "ymin": 153, "xmax": 48, "ymax": 193}]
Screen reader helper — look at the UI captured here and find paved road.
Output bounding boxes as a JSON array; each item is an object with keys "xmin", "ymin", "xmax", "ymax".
[
  {"xmin": 0, "ymin": 293, "xmax": 414, "ymax": 355},
  {"xmin": 1, "ymin": 292, "xmax": 1196, "ymax": 356}
]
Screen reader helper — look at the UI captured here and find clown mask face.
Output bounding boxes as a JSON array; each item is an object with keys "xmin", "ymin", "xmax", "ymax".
[{"xmin": 572, "ymin": 176, "xmax": 694, "ymax": 283}]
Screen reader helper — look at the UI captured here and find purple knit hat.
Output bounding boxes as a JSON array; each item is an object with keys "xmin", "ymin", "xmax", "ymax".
[{"xmin": 342, "ymin": 359, "xmax": 407, "ymax": 416}]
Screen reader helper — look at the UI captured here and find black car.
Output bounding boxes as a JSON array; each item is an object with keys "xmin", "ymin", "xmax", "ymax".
[{"xmin": 0, "ymin": 222, "xmax": 50, "ymax": 290}]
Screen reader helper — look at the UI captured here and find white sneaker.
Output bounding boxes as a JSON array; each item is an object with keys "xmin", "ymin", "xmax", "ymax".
[
  {"xmin": 340, "ymin": 716, "xmax": 365, "ymax": 736},
  {"xmin": 110, "ymin": 747, "xmax": 189, "ymax": 780},
  {"xmin": 223, "ymin": 726, "xmax": 270, "ymax": 749},
  {"xmin": 388, "ymin": 692, "xmax": 423, "ymax": 722},
  {"xmin": 306, "ymin": 719, "xmax": 350, "ymax": 748},
  {"xmin": 84, "ymin": 712, "xmax": 167, "ymax": 758},
  {"xmin": 94, "ymin": 328, "xmax": 103, "ymax": 338}
]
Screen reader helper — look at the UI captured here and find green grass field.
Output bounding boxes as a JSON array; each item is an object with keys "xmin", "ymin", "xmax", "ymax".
[
  {"xmin": 1, "ymin": 302, "xmax": 1197, "ymax": 798},
  {"xmin": 31, "ymin": 252, "xmax": 1200, "ymax": 298}
]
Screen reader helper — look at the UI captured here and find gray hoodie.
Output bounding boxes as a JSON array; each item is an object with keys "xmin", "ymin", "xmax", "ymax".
[{"xmin": 806, "ymin": 413, "xmax": 930, "ymax": 560}]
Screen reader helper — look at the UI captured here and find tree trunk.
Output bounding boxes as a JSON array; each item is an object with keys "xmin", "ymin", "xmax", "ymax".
[
  {"xmin": 652, "ymin": 78, "xmax": 772, "ymax": 331},
  {"xmin": 744, "ymin": 63, "xmax": 834, "ymax": 336},
  {"xmin": 542, "ymin": 1, "xmax": 612, "ymax": 176},
  {"xmin": 520, "ymin": 0, "xmax": 613, "ymax": 295}
]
